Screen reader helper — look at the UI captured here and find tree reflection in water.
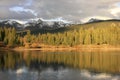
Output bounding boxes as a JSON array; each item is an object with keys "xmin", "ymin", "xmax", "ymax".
[{"xmin": 0, "ymin": 50, "xmax": 120, "ymax": 74}]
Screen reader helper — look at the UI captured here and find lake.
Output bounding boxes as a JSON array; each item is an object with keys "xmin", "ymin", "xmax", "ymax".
[{"xmin": 0, "ymin": 50, "xmax": 120, "ymax": 80}]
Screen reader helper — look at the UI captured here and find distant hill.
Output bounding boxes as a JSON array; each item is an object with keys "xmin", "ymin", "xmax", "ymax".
[
  {"xmin": 0, "ymin": 19, "xmax": 120, "ymax": 34},
  {"xmin": 29, "ymin": 20, "xmax": 120, "ymax": 34}
]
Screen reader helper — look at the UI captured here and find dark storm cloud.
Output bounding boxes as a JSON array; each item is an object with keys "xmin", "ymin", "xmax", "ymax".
[{"xmin": 0, "ymin": 0, "xmax": 120, "ymax": 21}]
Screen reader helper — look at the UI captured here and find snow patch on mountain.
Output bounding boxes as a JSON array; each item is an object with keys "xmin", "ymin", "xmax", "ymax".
[{"xmin": 0, "ymin": 18, "xmax": 72, "ymax": 30}]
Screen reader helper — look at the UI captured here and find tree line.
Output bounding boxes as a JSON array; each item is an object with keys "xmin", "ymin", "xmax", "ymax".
[{"xmin": 0, "ymin": 25, "xmax": 120, "ymax": 48}]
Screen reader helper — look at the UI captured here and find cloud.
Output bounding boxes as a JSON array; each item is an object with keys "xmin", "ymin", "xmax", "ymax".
[
  {"xmin": 40, "ymin": 17, "xmax": 71, "ymax": 23},
  {"xmin": 0, "ymin": 0, "xmax": 24, "ymax": 6},
  {"xmin": 29, "ymin": 0, "xmax": 120, "ymax": 20},
  {"xmin": 0, "ymin": 7, "xmax": 36, "ymax": 19},
  {"xmin": 0, "ymin": 0, "xmax": 120, "ymax": 20},
  {"xmin": 9, "ymin": 6, "xmax": 37, "ymax": 17},
  {"xmin": 24, "ymin": 0, "xmax": 33, "ymax": 6},
  {"xmin": 109, "ymin": 2, "xmax": 120, "ymax": 17},
  {"xmin": 109, "ymin": 8, "xmax": 120, "ymax": 17}
]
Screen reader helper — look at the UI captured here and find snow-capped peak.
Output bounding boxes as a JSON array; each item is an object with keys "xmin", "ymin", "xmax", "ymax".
[
  {"xmin": 8, "ymin": 19, "xmax": 28, "ymax": 24},
  {"xmin": 0, "ymin": 18, "xmax": 72, "ymax": 30},
  {"xmin": 88, "ymin": 18, "xmax": 102, "ymax": 23},
  {"xmin": 0, "ymin": 19, "xmax": 28, "ymax": 25},
  {"xmin": 28, "ymin": 17, "xmax": 72, "ymax": 24}
]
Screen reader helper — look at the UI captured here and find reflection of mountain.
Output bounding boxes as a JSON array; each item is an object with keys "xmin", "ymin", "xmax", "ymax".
[{"xmin": 0, "ymin": 51, "xmax": 120, "ymax": 74}]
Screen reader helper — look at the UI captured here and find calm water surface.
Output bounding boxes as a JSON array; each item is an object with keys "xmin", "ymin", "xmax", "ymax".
[{"xmin": 0, "ymin": 50, "xmax": 120, "ymax": 80}]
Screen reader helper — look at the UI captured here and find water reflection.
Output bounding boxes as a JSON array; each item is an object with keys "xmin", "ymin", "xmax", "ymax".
[{"xmin": 0, "ymin": 50, "xmax": 120, "ymax": 80}]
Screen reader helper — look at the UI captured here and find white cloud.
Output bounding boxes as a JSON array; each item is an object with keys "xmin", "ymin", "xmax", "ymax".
[
  {"xmin": 9, "ymin": 6, "xmax": 37, "ymax": 17},
  {"xmin": 41, "ymin": 17, "xmax": 71, "ymax": 23},
  {"xmin": 109, "ymin": 2, "xmax": 120, "ymax": 17},
  {"xmin": 109, "ymin": 7, "xmax": 120, "ymax": 17}
]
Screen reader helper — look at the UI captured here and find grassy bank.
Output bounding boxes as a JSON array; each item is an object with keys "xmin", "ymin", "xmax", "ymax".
[{"xmin": 13, "ymin": 44, "xmax": 120, "ymax": 52}]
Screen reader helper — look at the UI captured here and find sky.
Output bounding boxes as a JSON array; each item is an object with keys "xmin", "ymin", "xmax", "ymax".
[{"xmin": 0, "ymin": 0, "xmax": 120, "ymax": 22}]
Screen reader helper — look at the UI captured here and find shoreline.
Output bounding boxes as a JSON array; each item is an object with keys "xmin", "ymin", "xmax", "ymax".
[{"xmin": 12, "ymin": 45, "xmax": 120, "ymax": 52}]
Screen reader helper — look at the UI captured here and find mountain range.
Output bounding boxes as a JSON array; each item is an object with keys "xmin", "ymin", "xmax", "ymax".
[
  {"xmin": 0, "ymin": 18, "xmax": 120, "ymax": 31},
  {"xmin": 0, "ymin": 18, "xmax": 71, "ymax": 30}
]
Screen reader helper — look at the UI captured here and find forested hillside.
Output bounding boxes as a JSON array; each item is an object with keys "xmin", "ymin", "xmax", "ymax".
[{"xmin": 0, "ymin": 21, "xmax": 120, "ymax": 48}]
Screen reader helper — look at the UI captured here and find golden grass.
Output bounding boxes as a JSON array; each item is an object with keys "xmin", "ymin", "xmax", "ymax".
[{"xmin": 13, "ymin": 44, "xmax": 120, "ymax": 52}]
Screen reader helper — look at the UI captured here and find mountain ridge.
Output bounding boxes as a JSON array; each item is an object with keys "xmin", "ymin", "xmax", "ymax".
[
  {"xmin": 0, "ymin": 18, "xmax": 71, "ymax": 30},
  {"xmin": 0, "ymin": 18, "xmax": 120, "ymax": 33}
]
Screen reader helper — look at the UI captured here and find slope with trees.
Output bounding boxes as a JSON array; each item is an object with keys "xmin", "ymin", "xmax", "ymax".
[{"xmin": 0, "ymin": 21, "xmax": 120, "ymax": 48}]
